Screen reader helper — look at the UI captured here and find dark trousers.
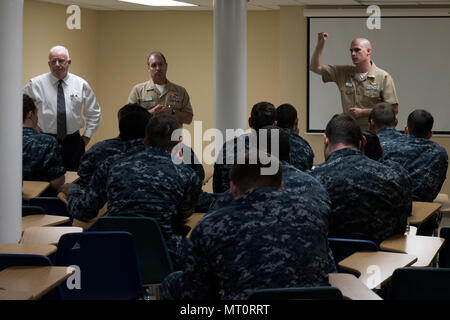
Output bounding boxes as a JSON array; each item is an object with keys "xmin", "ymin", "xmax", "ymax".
[{"xmin": 46, "ymin": 131, "xmax": 86, "ymax": 171}]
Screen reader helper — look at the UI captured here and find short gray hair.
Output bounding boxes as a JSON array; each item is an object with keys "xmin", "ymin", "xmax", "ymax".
[{"xmin": 49, "ymin": 46, "xmax": 70, "ymax": 60}]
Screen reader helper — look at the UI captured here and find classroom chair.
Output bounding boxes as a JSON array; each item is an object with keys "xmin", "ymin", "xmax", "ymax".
[
  {"xmin": 247, "ymin": 286, "xmax": 343, "ymax": 300},
  {"xmin": 97, "ymin": 216, "xmax": 174, "ymax": 299},
  {"xmin": 22, "ymin": 205, "xmax": 46, "ymax": 217},
  {"xmin": 439, "ymin": 227, "xmax": 450, "ymax": 268},
  {"xmin": 28, "ymin": 197, "xmax": 70, "ymax": 218},
  {"xmin": 387, "ymin": 267, "xmax": 450, "ymax": 300},
  {"xmin": 54, "ymin": 231, "xmax": 145, "ymax": 300},
  {"xmin": 328, "ymin": 237, "xmax": 379, "ymax": 265},
  {"xmin": 0, "ymin": 253, "xmax": 52, "ymax": 271}
]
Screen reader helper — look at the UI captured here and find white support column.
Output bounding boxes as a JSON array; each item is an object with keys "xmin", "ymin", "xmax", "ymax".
[
  {"xmin": 0, "ymin": 0, "xmax": 23, "ymax": 243},
  {"xmin": 213, "ymin": 0, "xmax": 247, "ymax": 137}
]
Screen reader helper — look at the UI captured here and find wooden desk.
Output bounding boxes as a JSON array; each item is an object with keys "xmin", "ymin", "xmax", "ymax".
[
  {"xmin": 434, "ymin": 193, "xmax": 450, "ymax": 214},
  {"xmin": 203, "ymin": 170, "xmax": 213, "ymax": 186},
  {"xmin": 0, "ymin": 243, "xmax": 57, "ymax": 257},
  {"xmin": 0, "ymin": 266, "xmax": 74, "ymax": 300},
  {"xmin": 328, "ymin": 273, "xmax": 382, "ymax": 300},
  {"xmin": 20, "ymin": 226, "xmax": 82, "ymax": 245},
  {"xmin": 338, "ymin": 251, "xmax": 417, "ymax": 290},
  {"xmin": 379, "ymin": 235, "xmax": 445, "ymax": 267},
  {"xmin": 408, "ymin": 202, "xmax": 441, "ymax": 225},
  {"xmin": 0, "ymin": 288, "xmax": 33, "ymax": 300},
  {"xmin": 64, "ymin": 171, "xmax": 80, "ymax": 184},
  {"xmin": 185, "ymin": 213, "xmax": 205, "ymax": 238},
  {"xmin": 22, "ymin": 181, "xmax": 50, "ymax": 201},
  {"xmin": 22, "ymin": 214, "xmax": 70, "ymax": 231},
  {"xmin": 57, "ymin": 191, "xmax": 68, "ymax": 205}
]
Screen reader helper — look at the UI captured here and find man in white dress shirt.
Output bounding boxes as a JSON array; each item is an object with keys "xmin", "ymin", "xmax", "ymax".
[{"xmin": 23, "ymin": 45, "xmax": 101, "ymax": 171}]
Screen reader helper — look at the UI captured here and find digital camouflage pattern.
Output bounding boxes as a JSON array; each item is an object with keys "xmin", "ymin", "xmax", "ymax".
[
  {"xmin": 77, "ymin": 137, "xmax": 124, "ymax": 187},
  {"xmin": 212, "ymin": 132, "xmax": 253, "ymax": 193},
  {"xmin": 209, "ymin": 161, "xmax": 329, "ymax": 214},
  {"xmin": 68, "ymin": 144, "xmax": 202, "ymax": 268},
  {"xmin": 162, "ymin": 186, "xmax": 336, "ymax": 300},
  {"xmin": 312, "ymin": 147, "xmax": 410, "ymax": 244},
  {"xmin": 23, "ymin": 127, "xmax": 66, "ymax": 181},
  {"xmin": 282, "ymin": 128, "xmax": 314, "ymax": 171},
  {"xmin": 376, "ymin": 128, "xmax": 403, "ymax": 146},
  {"xmin": 382, "ymin": 135, "xmax": 448, "ymax": 202}
]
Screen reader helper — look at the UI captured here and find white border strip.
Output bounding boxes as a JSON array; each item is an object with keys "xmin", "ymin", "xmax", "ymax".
[{"xmin": 304, "ymin": 8, "xmax": 450, "ymax": 17}]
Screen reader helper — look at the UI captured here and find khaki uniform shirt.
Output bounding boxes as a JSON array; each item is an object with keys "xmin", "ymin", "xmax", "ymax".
[
  {"xmin": 128, "ymin": 79, "xmax": 193, "ymax": 115},
  {"xmin": 321, "ymin": 62, "xmax": 398, "ymax": 130}
]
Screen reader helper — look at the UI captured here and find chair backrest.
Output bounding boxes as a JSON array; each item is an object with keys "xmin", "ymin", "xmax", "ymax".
[
  {"xmin": 387, "ymin": 267, "xmax": 450, "ymax": 300},
  {"xmin": 0, "ymin": 253, "xmax": 52, "ymax": 271},
  {"xmin": 54, "ymin": 231, "xmax": 144, "ymax": 300},
  {"xmin": 97, "ymin": 216, "xmax": 174, "ymax": 285},
  {"xmin": 247, "ymin": 287, "xmax": 343, "ymax": 300},
  {"xmin": 439, "ymin": 227, "xmax": 450, "ymax": 268},
  {"xmin": 328, "ymin": 237, "xmax": 379, "ymax": 264},
  {"xmin": 22, "ymin": 205, "xmax": 46, "ymax": 217},
  {"xmin": 28, "ymin": 197, "xmax": 70, "ymax": 218}
]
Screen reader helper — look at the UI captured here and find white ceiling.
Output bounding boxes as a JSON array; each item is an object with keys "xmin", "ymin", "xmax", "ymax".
[{"xmin": 36, "ymin": 0, "xmax": 450, "ymax": 11}]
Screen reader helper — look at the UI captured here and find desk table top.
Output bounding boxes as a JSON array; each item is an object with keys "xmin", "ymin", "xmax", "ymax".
[
  {"xmin": 434, "ymin": 193, "xmax": 450, "ymax": 214},
  {"xmin": 0, "ymin": 288, "xmax": 33, "ymax": 300},
  {"xmin": 408, "ymin": 202, "xmax": 441, "ymax": 225},
  {"xmin": 22, "ymin": 214, "xmax": 70, "ymax": 231},
  {"xmin": 338, "ymin": 251, "xmax": 417, "ymax": 290},
  {"xmin": 379, "ymin": 234, "xmax": 445, "ymax": 267},
  {"xmin": 22, "ymin": 181, "xmax": 50, "ymax": 200},
  {"xmin": 0, "ymin": 243, "xmax": 57, "ymax": 256},
  {"xmin": 64, "ymin": 171, "xmax": 80, "ymax": 184},
  {"xmin": 185, "ymin": 213, "xmax": 205, "ymax": 238},
  {"xmin": 328, "ymin": 273, "xmax": 382, "ymax": 300},
  {"xmin": 20, "ymin": 226, "xmax": 82, "ymax": 245},
  {"xmin": 0, "ymin": 266, "xmax": 74, "ymax": 300}
]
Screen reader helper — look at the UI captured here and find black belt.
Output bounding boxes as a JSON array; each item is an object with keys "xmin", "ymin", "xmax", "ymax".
[{"xmin": 45, "ymin": 130, "xmax": 80, "ymax": 141}]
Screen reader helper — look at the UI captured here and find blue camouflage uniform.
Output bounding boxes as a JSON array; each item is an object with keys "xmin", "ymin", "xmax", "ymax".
[
  {"xmin": 376, "ymin": 128, "xmax": 403, "ymax": 146},
  {"xmin": 382, "ymin": 135, "xmax": 448, "ymax": 202},
  {"xmin": 162, "ymin": 186, "xmax": 336, "ymax": 300},
  {"xmin": 68, "ymin": 144, "xmax": 202, "ymax": 268},
  {"xmin": 209, "ymin": 161, "xmax": 329, "ymax": 214},
  {"xmin": 77, "ymin": 137, "xmax": 124, "ymax": 187},
  {"xmin": 282, "ymin": 128, "xmax": 314, "ymax": 171},
  {"xmin": 68, "ymin": 138, "xmax": 145, "ymax": 220},
  {"xmin": 78, "ymin": 138, "xmax": 205, "ymax": 188},
  {"xmin": 22, "ymin": 127, "xmax": 66, "ymax": 181},
  {"xmin": 312, "ymin": 147, "xmax": 411, "ymax": 244},
  {"xmin": 213, "ymin": 133, "xmax": 253, "ymax": 193}
]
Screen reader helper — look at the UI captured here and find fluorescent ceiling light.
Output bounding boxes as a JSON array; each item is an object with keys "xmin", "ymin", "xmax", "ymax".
[{"xmin": 119, "ymin": 0, "xmax": 197, "ymax": 6}]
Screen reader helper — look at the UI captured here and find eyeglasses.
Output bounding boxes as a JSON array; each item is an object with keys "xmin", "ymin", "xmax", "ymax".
[{"xmin": 49, "ymin": 58, "xmax": 68, "ymax": 65}]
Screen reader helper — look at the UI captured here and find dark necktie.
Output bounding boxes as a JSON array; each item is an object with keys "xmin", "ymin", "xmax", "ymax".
[{"xmin": 57, "ymin": 80, "xmax": 67, "ymax": 141}]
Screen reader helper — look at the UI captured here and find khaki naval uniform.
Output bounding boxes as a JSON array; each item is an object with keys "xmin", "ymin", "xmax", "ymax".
[
  {"xmin": 321, "ymin": 61, "xmax": 398, "ymax": 130},
  {"xmin": 128, "ymin": 79, "xmax": 193, "ymax": 116}
]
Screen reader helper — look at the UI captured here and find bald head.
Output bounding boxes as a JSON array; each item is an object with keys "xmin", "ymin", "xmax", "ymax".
[
  {"xmin": 49, "ymin": 46, "xmax": 70, "ymax": 60},
  {"xmin": 351, "ymin": 38, "xmax": 372, "ymax": 50},
  {"xmin": 350, "ymin": 38, "xmax": 372, "ymax": 68}
]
